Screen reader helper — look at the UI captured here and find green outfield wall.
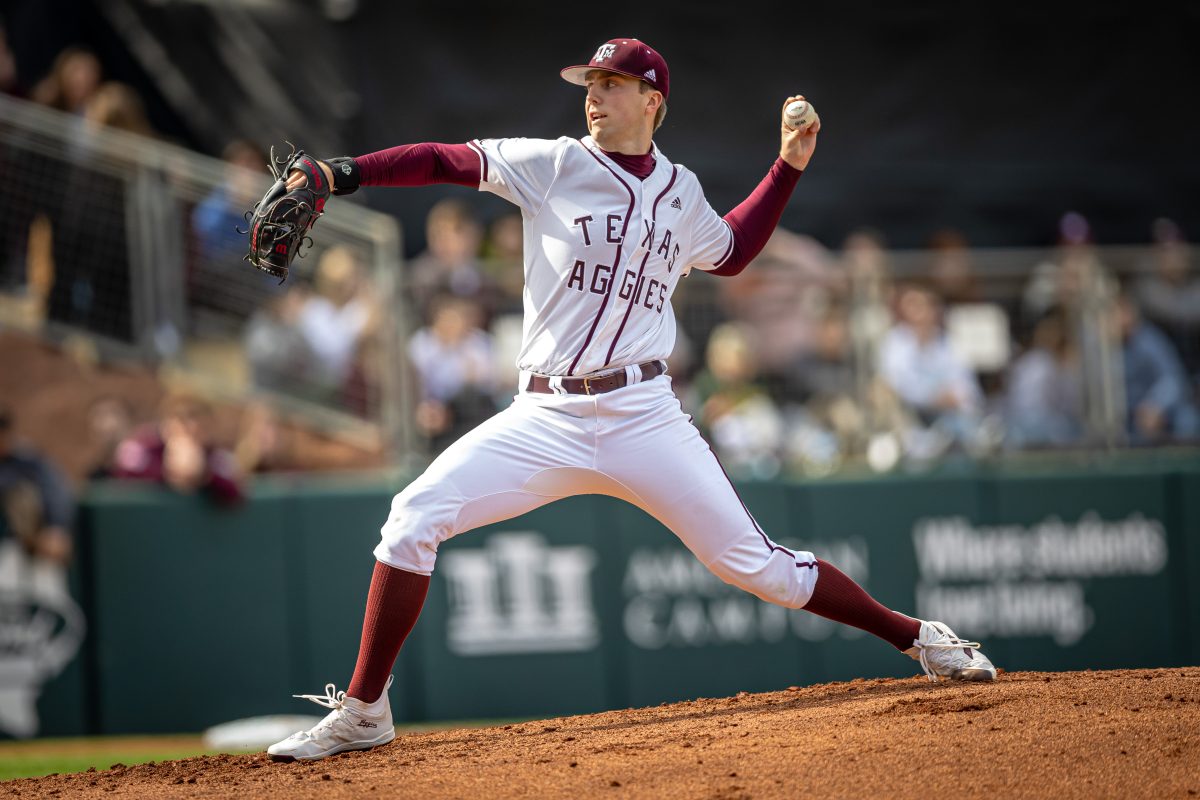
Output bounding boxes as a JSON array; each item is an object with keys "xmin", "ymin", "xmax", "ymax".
[{"xmin": 32, "ymin": 457, "xmax": 1200, "ymax": 736}]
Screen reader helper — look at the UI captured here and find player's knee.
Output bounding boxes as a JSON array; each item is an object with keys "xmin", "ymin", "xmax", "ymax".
[
  {"xmin": 707, "ymin": 541, "xmax": 817, "ymax": 609},
  {"xmin": 377, "ymin": 482, "xmax": 459, "ymax": 572}
]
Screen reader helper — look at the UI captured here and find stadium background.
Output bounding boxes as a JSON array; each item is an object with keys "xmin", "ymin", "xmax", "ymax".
[{"xmin": 0, "ymin": 0, "xmax": 1198, "ymax": 764}]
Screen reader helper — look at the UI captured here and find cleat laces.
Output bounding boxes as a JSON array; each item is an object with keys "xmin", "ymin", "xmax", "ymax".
[
  {"xmin": 289, "ymin": 683, "xmax": 352, "ymax": 739},
  {"xmin": 295, "ymin": 682, "xmax": 349, "ymax": 711},
  {"xmin": 914, "ymin": 629, "xmax": 983, "ymax": 683}
]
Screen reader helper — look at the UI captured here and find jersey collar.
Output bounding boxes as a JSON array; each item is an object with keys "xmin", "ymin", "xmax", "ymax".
[{"xmin": 582, "ymin": 136, "xmax": 669, "ymax": 184}]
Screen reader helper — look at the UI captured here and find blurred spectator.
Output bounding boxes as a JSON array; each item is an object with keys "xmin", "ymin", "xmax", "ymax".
[
  {"xmin": 30, "ymin": 46, "xmax": 101, "ymax": 114},
  {"xmin": 85, "ymin": 395, "xmax": 136, "ymax": 480},
  {"xmin": 112, "ymin": 392, "xmax": 243, "ymax": 505},
  {"xmin": 927, "ymin": 229, "xmax": 983, "ymax": 305},
  {"xmin": 1113, "ymin": 291, "xmax": 1200, "ymax": 443},
  {"xmin": 880, "ymin": 283, "xmax": 985, "ymax": 458},
  {"xmin": 233, "ymin": 400, "xmax": 294, "ymax": 475},
  {"xmin": 245, "ymin": 283, "xmax": 321, "ymax": 397},
  {"xmin": 83, "ymin": 82, "xmax": 155, "ymax": 137},
  {"xmin": 189, "ymin": 140, "xmax": 275, "ymax": 326},
  {"xmin": 722, "ymin": 230, "xmax": 839, "ymax": 367},
  {"xmin": 408, "ymin": 295, "xmax": 497, "ymax": 451},
  {"xmin": 47, "ymin": 81, "xmax": 158, "ymax": 342},
  {"xmin": 843, "ymin": 228, "xmax": 891, "ymax": 305},
  {"xmin": 1134, "ymin": 218, "xmax": 1200, "ymax": 379},
  {"xmin": 689, "ymin": 322, "xmax": 783, "ymax": 477},
  {"xmin": 789, "ymin": 301, "xmax": 856, "ymax": 407},
  {"xmin": 0, "ymin": 405, "xmax": 73, "ymax": 565},
  {"xmin": 480, "ymin": 212, "xmax": 526, "ymax": 312},
  {"xmin": 928, "ymin": 229, "xmax": 1012, "ymax": 394},
  {"xmin": 409, "ymin": 198, "xmax": 498, "ymax": 324},
  {"xmin": 842, "ymin": 228, "xmax": 894, "ymax": 402},
  {"xmin": 880, "ymin": 283, "xmax": 983, "ymax": 418},
  {"xmin": 297, "ymin": 246, "xmax": 380, "ymax": 399},
  {"xmin": 193, "ymin": 140, "xmax": 269, "ymax": 258},
  {"xmin": 1004, "ymin": 306, "xmax": 1084, "ymax": 447},
  {"xmin": 1021, "ymin": 211, "xmax": 1108, "ymax": 329},
  {"xmin": 783, "ymin": 303, "xmax": 863, "ymax": 474}
]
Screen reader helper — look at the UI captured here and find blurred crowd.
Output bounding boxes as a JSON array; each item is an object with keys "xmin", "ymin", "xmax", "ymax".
[
  {"xmin": 1, "ymin": 36, "xmax": 1198, "ymax": 573},
  {"xmin": 675, "ymin": 214, "xmax": 1200, "ymax": 477},
  {"xmin": 244, "ymin": 191, "xmax": 1199, "ymax": 479}
]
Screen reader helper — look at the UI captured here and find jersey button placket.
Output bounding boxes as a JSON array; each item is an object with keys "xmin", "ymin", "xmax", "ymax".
[{"xmin": 593, "ymin": 199, "xmax": 642, "ymax": 368}]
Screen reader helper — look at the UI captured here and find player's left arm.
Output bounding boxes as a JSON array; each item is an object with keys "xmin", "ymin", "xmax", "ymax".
[{"xmin": 695, "ymin": 95, "xmax": 820, "ymax": 277}]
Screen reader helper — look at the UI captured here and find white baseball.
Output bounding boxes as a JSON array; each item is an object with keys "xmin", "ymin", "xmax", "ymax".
[{"xmin": 784, "ymin": 99, "xmax": 818, "ymax": 131}]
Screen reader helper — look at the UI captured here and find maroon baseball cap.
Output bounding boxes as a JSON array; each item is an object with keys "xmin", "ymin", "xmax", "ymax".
[{"xmin": 560, "ymin": 38, "xmax": 670, "ymax": 101}]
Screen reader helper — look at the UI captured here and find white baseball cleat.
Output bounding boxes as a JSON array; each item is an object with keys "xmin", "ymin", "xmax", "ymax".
[
  {"xmin": 267, "ymin": 676, "xmax": 396, "ymax": 762},
  {"xmin": 905, "ymin": 620, "xmax": 997, "ymax": 682}
]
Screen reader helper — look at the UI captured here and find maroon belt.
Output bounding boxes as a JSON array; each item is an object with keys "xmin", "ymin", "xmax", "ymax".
[{"xmin": 526, "ymin": 360, "xmax": 666, "ymax": 396}]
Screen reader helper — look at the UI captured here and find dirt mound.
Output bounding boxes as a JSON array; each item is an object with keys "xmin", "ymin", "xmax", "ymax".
[{"xmin": 6, "ymin": 668, "xmax": 1199, "ymax": 799}]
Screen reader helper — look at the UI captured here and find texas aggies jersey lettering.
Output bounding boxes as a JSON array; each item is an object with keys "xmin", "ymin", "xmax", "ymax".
[{"xmin": 467, "ymin": 136, "xmax": 733, "ymax": 377}]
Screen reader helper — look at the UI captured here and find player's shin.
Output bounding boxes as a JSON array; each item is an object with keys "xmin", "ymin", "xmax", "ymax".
[
  {"xmin": 345, "ymin": 561, "xmax": 430, "ymax": 703},
  {"xmin": 801, "ymin": 559, "xmax": 921, "ymax": 651}
]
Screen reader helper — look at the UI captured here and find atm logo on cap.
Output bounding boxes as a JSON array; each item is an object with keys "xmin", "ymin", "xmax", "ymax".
[{"xmin": 594, "ymin": 43, "xmax": 617, "ymax": 62}]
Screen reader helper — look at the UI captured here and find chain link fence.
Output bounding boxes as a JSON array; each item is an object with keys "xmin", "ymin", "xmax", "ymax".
[{"xmin": 0, "ymin": 93, "xmax": 412, "ymax": 457}]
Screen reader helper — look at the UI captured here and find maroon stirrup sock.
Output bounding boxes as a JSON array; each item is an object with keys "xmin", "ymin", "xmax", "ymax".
[
  {"xmin": 803, "ymin": 559, "xmax": 921, "ymax": 651},
  {"xmin": 345, "ymin": 561, "xmax": 431, "ymax": 703}
]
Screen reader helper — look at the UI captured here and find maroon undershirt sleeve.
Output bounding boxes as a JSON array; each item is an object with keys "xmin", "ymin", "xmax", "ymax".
[
  {"xmin": 356, "ymin": 142, "xmax": 481, "ymax": 188},
  {"xmin": 710, "ymin": 158, "xmax": 803, "ymax": 277},
  {"xmin": 354, "ymin": 143, "xmax": 795, "ymax": 276}
]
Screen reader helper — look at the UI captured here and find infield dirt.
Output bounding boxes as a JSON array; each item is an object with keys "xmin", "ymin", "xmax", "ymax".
[{"xmin": 7, "ymin": 668, "xmax": 1199, "ymax": 799}]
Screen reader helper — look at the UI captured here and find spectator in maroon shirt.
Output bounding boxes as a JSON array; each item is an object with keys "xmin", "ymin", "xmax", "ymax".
[{"xmin": 112, "ymin": 393, "xmax": 243, "ymax": 506}]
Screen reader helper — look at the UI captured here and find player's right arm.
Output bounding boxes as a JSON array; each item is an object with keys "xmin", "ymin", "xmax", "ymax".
[
  {"xmin": 683, "ymin": 96, "xmax": 821, "ymax": 277},
  {"xmin": 285, "ymin": 143, "xmax": 480, "ymax": 193}
]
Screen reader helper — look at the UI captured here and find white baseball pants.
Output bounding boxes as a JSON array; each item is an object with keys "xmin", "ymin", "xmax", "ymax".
[{"xmin": 375, "ymin": 373, "xmax": 819, "ymax": 609}]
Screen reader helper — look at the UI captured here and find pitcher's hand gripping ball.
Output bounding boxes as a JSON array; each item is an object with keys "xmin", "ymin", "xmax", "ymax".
[
  {"xmin": 243, "ymin": 145, "xmax": 330, "ymax": 283},
  {"xmin": 784, "ymin": 99, "xmax": 819, "ymax": 131}
]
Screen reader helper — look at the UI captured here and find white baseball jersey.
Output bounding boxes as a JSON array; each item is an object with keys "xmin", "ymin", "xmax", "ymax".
[
  {"xmin": 467, "ymin": 136, "xmax": 734, "ymax": 377},
  {"xmin": 376, "ymin": 134, "xmax": 819, "ymax": 617}
]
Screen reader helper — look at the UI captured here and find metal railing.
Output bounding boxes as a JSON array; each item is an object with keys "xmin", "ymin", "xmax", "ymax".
[{"xmin": 0, "ymin": 93, "xmax": 411, "ymax": 456}]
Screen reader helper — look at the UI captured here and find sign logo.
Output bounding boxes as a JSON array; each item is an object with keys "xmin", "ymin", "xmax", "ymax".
[
  {"xmin": 643, "ymin": 69, "xmax": 657, "ymax": 82},
  {"xmin": 913, "ymin": 512, "xmax": 1167, "ymax": 645},
  {"xmin": 0, "ymin": 541, "xmax": 86, "ymax": 737},
  {"xmin": 441, "ymin": 533, "xmax": 598, "ymax": 656},
  {"xmin": 593, "ymin": 44, "xmax": 617, "ymax": 63},
  {"xmin": 622, "ymin": 538, "xmax": 869, "ymax": 648}
]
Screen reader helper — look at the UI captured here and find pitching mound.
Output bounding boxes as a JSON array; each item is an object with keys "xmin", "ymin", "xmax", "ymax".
[{"xmin": 7, "ymin": 668, "xmax": 1199, "ymax": 799}]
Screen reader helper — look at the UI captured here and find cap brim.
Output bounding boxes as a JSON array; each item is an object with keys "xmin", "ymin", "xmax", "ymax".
[{"xmin": 560, "ymin": 65, "xmax": 647, "ymax": 87}]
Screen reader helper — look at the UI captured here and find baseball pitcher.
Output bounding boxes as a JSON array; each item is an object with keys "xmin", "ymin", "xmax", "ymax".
[{"xmin": 257, "ymin": 38, "xmax": 996, "ymax": 763}]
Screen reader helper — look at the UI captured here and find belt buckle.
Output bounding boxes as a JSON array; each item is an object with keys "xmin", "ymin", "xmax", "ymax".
[{"xmin": 582, "ymin": 376, "xmax": 594, "ymax": 395}]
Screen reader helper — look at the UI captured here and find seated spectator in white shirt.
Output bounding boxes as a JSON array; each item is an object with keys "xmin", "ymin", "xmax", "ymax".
[
  {"xmin": 880, "ymin": 283, "xmax": 983, "ymax": 423},
  {"xmin": 407, "ymin": 295, "xmax": 496, "ymax": 452},
  {"xmin": 297, "ymin": 246, "xmax": 378, "ymax": 397}
]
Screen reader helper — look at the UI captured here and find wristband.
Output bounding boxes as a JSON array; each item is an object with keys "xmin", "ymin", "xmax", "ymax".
[{"xmin": 325, "ymin": 156, "xmax": 360, "ymax": 196}]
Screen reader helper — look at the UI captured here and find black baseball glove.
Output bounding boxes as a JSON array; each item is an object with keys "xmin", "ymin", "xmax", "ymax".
[{"xmin": 242, "ymin": 146, "xmax": 332, "ymax": 283}]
